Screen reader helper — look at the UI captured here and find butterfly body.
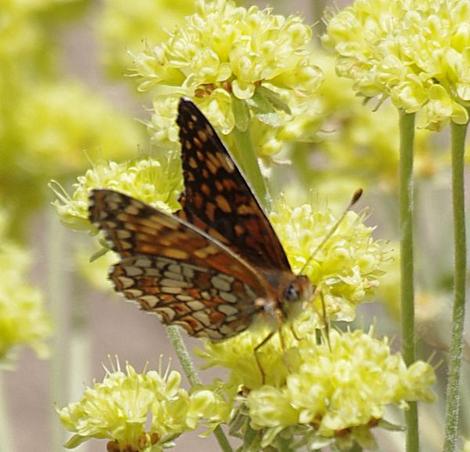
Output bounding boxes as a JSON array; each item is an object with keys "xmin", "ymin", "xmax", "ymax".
[{"xmin": 89, "ymin": 98, "xmax": 314, "ymax": 341}]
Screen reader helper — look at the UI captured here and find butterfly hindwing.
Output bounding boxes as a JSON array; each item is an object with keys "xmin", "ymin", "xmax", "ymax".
[
  {"xmin": 111, "ymin": 255, "xmax": 259, "ymax": 339},
  {"xmin": 176, "ymin": 98, "xmax": 291, "ymax": 272}
]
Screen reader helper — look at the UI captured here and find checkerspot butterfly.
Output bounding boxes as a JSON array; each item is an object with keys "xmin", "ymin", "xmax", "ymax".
[{"xmin": 89, "ymin": 98, "xmax": 314, "ymax": 341}]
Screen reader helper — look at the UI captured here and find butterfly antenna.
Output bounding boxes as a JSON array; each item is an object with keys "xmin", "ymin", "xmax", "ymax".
[{"xmin": 299, "ymin": 188, "xmax": 363, "ymax": 275}]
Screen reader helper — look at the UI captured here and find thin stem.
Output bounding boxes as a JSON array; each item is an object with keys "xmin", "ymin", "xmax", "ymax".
[
  {"xmin": 48, "ymin": 212, "xmax": 70, "ymax": 452},
  {"xmin": 165, "ymin": 326, "xmax": 233, "ymax": 452},
  {"xmin": 399, "ymin": 111, "xmax": 418, "ymax": 452},
  {"xmin": 231, "ymin": 128, "xmax": 270, "ymax": 210},
  {"xmin": 443, "ymin": 120, "xmax": 468, "ymax": 452},
  {"xmin": 166, "ymin": 326, "xmax": 202, "ymax": 386},
  {"xmin": 0, "ymin": 374, "xmax": 14, "ymax": 452}
]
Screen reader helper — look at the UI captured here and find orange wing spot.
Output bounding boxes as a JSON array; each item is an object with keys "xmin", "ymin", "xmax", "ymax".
[
  {"xmin": 209, "ymin": 310, "xmax": 225, "ymax": 326},
  {"xmin": 238, "ymin": 204, "xmax": 256, "ymax": 215},
  {"xmin": 193, "ymin": 192, "xmax": 204, "ymax": 209},
  {"xmin": 205, "ymin": 125, "xmax": 214, "ymax": 137},
  {"xmin": 206, "ymin": 159, "xmax": 218, "ymax": 175},
  {"xmin": 222, "ymin": 178, "xmax": 237, "ymax": 190},
  {"xmin": 189, "ymin": 157, "xmax": 198, "ymax": 168},
  {"xmin": 205, "ymin": 202, "xmax": 216, "ymax": 221},
  {"xmin": 234, "ymin": 224, "xmax": 245, "ymax": 236},
  {"xmin": 196, "ymin": 150, "xmax": 204, "ymax": 160},
  {"xmin": 215, "ymin": 180, "xmax": 224, "ymax": 191},
  {"xmin": 185, "ymin": 141, "xmax": 192, "ymax": 150},
  {"xmin": 161, "ymin": 248, "xmax": 190, "ymax": 260},
  {"xmin": 194, "ymin": 137, "xmax": 202, "ymax": 148},
  {"xmin": 216, "ymin": 152, "xmax": 235, "ymax": 172},
  {"xmin": 197, "ymin": 129, "xmax": 208, "ymax": 141},
  {"xmin": 202, "ymin": 169, "xmax": 209, "ymax": 178},
  {"xmin": 194, "ymin": 245, "xmax": 219, "ymax": 259},
  {"xmin": 201, "ymin": 183, "xmax": 211, "ymax": 195},
  {"xmin": 215, "ymin": 194, "xmax": 231, "ymax": 213}
]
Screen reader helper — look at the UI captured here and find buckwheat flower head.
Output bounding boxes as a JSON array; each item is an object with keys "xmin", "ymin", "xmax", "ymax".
[
  {"xmin": 0, "ymin": 212, "xmax": 51, "ymax": 361},
  {"xmin": 16, "ymin": 82, "xmax": 144, "ymax": 174},
  {"xmin": 50, "ymin": 156, "xmax": 182, "ymax": 232},
  {"xmin": 245, "ymin": 329, "xmax": 435, "ymax": 449},
  {"xmin": 201, "ymin": 325, "xmax": 434, "ymax": 449},
  {"xmin": 58, "ymin": 362, "xmax": 229, "ymax": 451},
  {"xmin": 132, "ymin": 0, "xmax": 322, "ymax": 153},
  {"xmin": 100, "ymin": 0, "xmax": 195, "ymax": 76},
  {"xmin": 323, "ymin": 0, "xmax": 470, "ymax": 130},
  {"xmin": 270, "ymin": 196, "xmax": 388, "ymax": 320}
]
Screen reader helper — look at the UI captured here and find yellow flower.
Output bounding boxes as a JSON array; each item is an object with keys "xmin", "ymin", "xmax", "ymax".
[
  {"xmin": 271, "ymin": 196, "xmax": 388, "ymax": 320},
  {"xmin": 15, "ymin": 82, "xmax": 143, "ymax": 174},
  {"xmin": 50, "ymin": 156, "xmax": 182, "ymax": 232},
  {"xmin": 0, "ymin": 211, "xmax": 51, "ymax": 361},
  {"xmin": 201, "ymin": 324, "xmax": 434, "ymax": 450},
  {"xmin": 324, "ymin": 0, "xmax": 470, "ymax": 129},
  {"xmin": 131, "ymin": 0, "xmax": 322, "ymax": 157},
  {"xmin": 99, "ymin": 0, "xmax": 195, "ymax": 76},
  {"xmin": 58, "ymin": 361, "xmax": 229, "ymax": 450}
]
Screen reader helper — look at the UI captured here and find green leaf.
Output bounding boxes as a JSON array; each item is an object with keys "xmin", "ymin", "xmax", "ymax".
[
  {"xmin": 377, "ymin": 418, "xmax": 406, "ymax": 432},
  {"xmin": 256, "ymin": 85, "xmax": 291, "ymax": 114},
  {"xmin": 232, "ymin": 97, "xmax": 250, "ymax": 132},
  {"xmin": 63, "ymin": 434, "xmax": 89, "ymax": 449},
  {"xmin": 89, "ymin": 244, "xmax": 109, "ymax": 262}
]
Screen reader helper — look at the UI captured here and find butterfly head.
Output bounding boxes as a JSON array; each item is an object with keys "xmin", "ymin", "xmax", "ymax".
[{"xmin": 283, "ymin": 274, "xmax": 314, "ymax": 304}]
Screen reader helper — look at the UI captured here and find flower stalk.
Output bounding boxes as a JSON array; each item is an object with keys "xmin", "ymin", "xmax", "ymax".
[
  {"xmin": 48, "ymin": 212, "xmax": 70, "ymax": 452},
  {"xmin": 0, "ymin": 375, "xmax": 13, "ymax": 451},
  {"xmin": 443, "ymin": 119, "xmax": 468, "ymax": 452},
  {"xmin": 399, "ymin": 111, "xmax": 418, "ymax": 452},
  {"xmin": 165, "ymin": 326, "xmax": 233, "ymax": 452}
]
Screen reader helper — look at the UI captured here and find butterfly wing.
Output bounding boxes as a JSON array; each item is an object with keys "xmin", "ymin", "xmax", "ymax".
[
  {"xmin": 111, "ymin": 256, "xmax": 259, "ymax": 340},
  {"xmin": 176, "ymin": 98, "xmax": 291, "ymax": 272},
  {"xmin": 89, "ymin": 189, "xmax": 267, "ymax": 338}
]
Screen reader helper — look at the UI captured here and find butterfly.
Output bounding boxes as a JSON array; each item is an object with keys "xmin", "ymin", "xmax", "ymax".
[{"xmin": 89, "ymin": 98, "xmax": 314, "ymax": 342}]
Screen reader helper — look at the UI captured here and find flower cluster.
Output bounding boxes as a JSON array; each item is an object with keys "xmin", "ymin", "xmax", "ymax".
[
  {"xmin": 0, "ymin": 1, "xmax": 143, "ymax": 229},
  {"xmin": 271, "ymin": 196, "xmax": 388, "ymax": 320},
  {"xmin": 131, "ymin": 0, "xmax": 322, "ymax": 158},
  {"xmin": 0, "ymin": 212, "xmax": 51, "ymax": 362},
  {"xmin": 99, "ymin": 0, "xmax": 195, "ymax": 76},
  {"xmin": 50, "ymin": 156, "xmax": 182, "ymax": 232},
  {"xmin": 58, "ymin": 362, "xmax": 230, "ymax": 451},
  {"xmin": 324, "ymin": 0, "xmax": 470, "ymax": 129},
  {"xmin": 200, "ymin": 325, "xmax": 435, "ymax": 450}
]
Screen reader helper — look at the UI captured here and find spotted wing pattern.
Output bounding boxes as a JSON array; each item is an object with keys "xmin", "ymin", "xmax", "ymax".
[
  {"xmin": 111, "ymin": 256, "xmax": 259, "ymax": 340},
  {"xmin": 89, "ymin": 189, "xmax": 267, "ymax": 339},
  {"xmin": 176, "ymin": 98, "xmax": 291, "ymax": 271}
]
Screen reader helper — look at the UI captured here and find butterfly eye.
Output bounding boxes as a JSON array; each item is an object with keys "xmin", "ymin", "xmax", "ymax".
[{"xmin": 284, "ymin": 283, "xmax": 300, "ymax": 302}]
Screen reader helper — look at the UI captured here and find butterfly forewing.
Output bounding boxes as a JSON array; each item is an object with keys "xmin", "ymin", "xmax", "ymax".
[
  {"xmin": 176, "ymin": 98, "xmax": 291, "ymax": 272},
  {"xmin": 89, "ymin": 189, "xmax": 268, "ymax": 339}
]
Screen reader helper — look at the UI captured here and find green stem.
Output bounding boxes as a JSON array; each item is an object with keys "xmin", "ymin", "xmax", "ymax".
[
  {"xmin": 399, "ymin": 111, "xmax": 418, "ymax": 452},
  {"xmin": 311, "ymin": 0, "xmax": 327, "ymax": 39},
  {"xmin": 165, "ymin": 326, "xmax": 233, "ymax": 452},
  {"xmin": 443, "ymin": 120, "xmax": 468, "ymax": 452},
  {"xmin": 48, "ymin": 212, "xmax": 70, "ymax": 452},
  {"xmin": 231, "ymin": 128, "xmax": 270, "ymax": 210},
  {"xmin": 0, "ymin": 374, "xmax": 14, "ymax": 452}
]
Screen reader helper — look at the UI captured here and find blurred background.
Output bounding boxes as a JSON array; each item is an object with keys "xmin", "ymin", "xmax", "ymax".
[{"xmin": 0, "ymin": 0, "xmax": 468, "ymax": 451}]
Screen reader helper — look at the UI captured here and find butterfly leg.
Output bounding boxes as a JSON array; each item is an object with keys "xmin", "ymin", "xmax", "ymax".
[
  {"xmin": 289, "ymin": 322, "xmax": 302, "ymax": 342},
  {"xmin": 253, "ymin": 330, "xmax": 276, "ymax": 385},
  {"xmin": 319, "ymin": 291, "xmax": 331, "ymax": 351}
]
